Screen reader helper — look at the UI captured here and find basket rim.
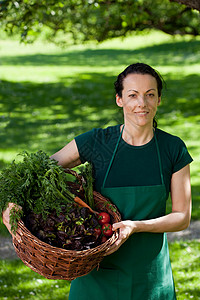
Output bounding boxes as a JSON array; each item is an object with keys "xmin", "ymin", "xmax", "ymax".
[
  {"xmin": 13, "ymin": 181, "xmax": 122, "ymax": 258},
  {"xmin": 12, "ymin": 187, "xmax": 122, "ymax": 280},
  {"xmin": 14, "ymin": 218, "xmax": 119, "ymax": 257}
]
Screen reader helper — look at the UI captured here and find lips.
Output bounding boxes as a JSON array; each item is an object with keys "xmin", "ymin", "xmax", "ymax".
[{"xmin": 135, "ymin": 111, "xmax": 149, "ymax": 115}]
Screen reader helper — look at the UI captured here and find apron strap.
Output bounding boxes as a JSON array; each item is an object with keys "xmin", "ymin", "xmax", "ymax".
[
  {"xmin": 154, "ymin": 130, "xmax": 164, "ymax": 185},
  {"xmin": 102, "ymin": 125, "xmax": 124, "ymax": 188},
  {"xmin": 102, "ymin": 126, "xmax": 164, "ymax": 188}
]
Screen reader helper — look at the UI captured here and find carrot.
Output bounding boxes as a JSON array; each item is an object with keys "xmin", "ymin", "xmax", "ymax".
[
  {"xmin": 74, "ymin": 196, "xmax": 98, "ymax": 215},
  {"xmin": 57, "ymin": 183, "xmax": 98, "ymax": 214}
]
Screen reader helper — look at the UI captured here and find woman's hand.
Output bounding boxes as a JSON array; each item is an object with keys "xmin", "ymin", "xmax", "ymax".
[
  {"xmin": 104, "ymin": 220, "xmax": 137, "ymax": 256},
  {"xmin": 2, "ymin": 203, "xmax": 22, "ymax": 235}
]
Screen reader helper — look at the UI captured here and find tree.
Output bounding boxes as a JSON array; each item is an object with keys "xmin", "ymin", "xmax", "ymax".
[
  {"xmin": 170, "ymin": 0, "xmax": 200, "ymax": 11},
  {"xmin": 0, "ymin": 0, "xmax": 199, "ymax": 45}
]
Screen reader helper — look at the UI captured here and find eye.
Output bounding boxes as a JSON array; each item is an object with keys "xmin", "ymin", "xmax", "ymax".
[
  {"xmin": 146, "ymin": 93, "xmax": 155, "ymax": 98},
  {"xmin": 129, "ymin": 93, "xmax": 137, "ymax": 99}
]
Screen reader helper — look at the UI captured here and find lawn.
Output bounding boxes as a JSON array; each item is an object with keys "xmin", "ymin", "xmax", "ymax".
[
  {"xmin": 0, "ymin": 241, "xmax": 199, "ymax": 300},
  {"xmin": 0, "ymin": 259, "xmax": 70, "ymax": 300},
  {"xmin": 0, "ymin": 30, "xmax": 200, "ymax": 299},
  {"xmin": 0, "ymin": 30, "xmax": 199, "ymax": 219}
]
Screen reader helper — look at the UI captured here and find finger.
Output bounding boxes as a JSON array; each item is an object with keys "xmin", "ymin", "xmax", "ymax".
[
  {"xmin": 115, "ymin": 236, "xmax": 125, "ymax": 246},
  {"xmin": 104, "ymin": 246, "xmax": 114, "ymax": 256},
  {"xmin": 112, "ymin": 222, "xmax": 123, "ymax": 231},
  {"xmin": 9, "ymin": 202, "xmax": 22, "ymax": 211},
  {"xmin": 115, "ymin": 240, "xmax": 121, "ymax": 247},
  {"xmin": 104, "ymin": 245, "xmax": 120, "ymax": 256},
  {"xmin": 14, "ymin": 232, "xmax": 22, "ymax": 243}
]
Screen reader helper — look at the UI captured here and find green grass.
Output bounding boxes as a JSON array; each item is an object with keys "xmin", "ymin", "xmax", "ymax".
[
  {"xmin": 0, "ymin": 260, "xmax": 70, "ymax": 300},
  {"xmin": 0, "ymin": 30, "xmax": 200, "ymax": 298},
  {"xmin": 0, "ymin": 240, "xmax": 199, "ymax": 300},
  {"xmin": 0, "ymin": 30, "xmax": 199, "ymax": 224},
  {"xmin": 169, "ymin": 241, "xmax": 200, "ymax": 299}
]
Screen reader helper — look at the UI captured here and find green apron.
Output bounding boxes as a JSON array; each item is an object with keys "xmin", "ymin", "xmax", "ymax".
[{"xmin": 69, "ymin": 126, "xmax": 176, "ymax": 300}]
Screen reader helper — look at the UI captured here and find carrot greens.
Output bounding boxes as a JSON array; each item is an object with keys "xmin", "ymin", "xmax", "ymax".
[
  {"xmin": 0, "ymin": 150, "xmax": 115, "ymax": 250},
  {"xmin": 78, "ymin": 162, "xmax": 94, "ymax": 210},
  {"xmin": 0, "ymin": 150, "xmax": 81, "ymax": 232}
]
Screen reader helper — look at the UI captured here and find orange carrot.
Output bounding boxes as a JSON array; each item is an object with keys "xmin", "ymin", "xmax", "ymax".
[{"xmin": 74, "ymin": 196, "xmax": 98, "ymax": 215}]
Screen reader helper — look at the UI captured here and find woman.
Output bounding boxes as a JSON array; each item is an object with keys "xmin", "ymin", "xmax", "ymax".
[{"xmin": 3, "ymin": 63, "xmax": 192, "ymax": 299}]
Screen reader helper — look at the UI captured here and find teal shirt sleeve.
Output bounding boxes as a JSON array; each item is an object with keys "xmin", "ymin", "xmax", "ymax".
[
  {"xmin": 171, "ymin": 137, "xmax": 193, "ymax": 173},
  {"xmin": 74, "ymin": 127, "xmax": 193, "ymax": 194}
]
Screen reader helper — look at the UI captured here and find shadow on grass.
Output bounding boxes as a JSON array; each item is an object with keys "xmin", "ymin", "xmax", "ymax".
[
  {"xmin": 0, "ymin": 39, "xmax": 200, "ymax": 67},
  {"xmin": 0, "ymin": 72, "xmax": 199, "ymax": 153},
  {"xmin": 0, "ymin": 73, "xmax": 122, "ymax": 154},
  {"xmin": 191, "ymin": 185, "xmax": 200, "ymax": 220},
  {"xmin": 0, "ymin": 241, "xmax": 199, "ymax": 300},
  {"xmin": 0, "ymin": 71, "xmax": 199, "ymax": 221},
  {"xmin": 160, "ymin": 74, "xmax": 200, "ymax": 118},
  {"xmin": 169, "ymin": 241, "xmax": 200, "ymax": 299},
  {"xmin": 0, "ymin": 260, "xmax": 70, "ymax": 300},
  {"xmin": 0, "ymin": 35, "xmax": 200, "ymax": 218}
]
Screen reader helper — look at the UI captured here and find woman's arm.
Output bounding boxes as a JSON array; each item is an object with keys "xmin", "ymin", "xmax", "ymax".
[
  {"xmin": 106, "ymin": 164, "xmax": 192, "ymax": 255},
  {"xmin": 50, "ymin": 139, "xmax": 81, "ymax": 168},
  {"xmin": 133, "ymin": 164, "xmax": 192, "ymax": 233}
]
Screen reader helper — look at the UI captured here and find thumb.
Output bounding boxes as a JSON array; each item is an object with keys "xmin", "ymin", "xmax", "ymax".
[{"xmin": 112, "ymin": 222, "xmax": 123, "ymax": 231}]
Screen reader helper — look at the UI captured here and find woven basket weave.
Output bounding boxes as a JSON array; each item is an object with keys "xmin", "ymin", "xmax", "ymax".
[{"xmin": 12, "ymin": 188, "xmax": 121, "ymax": 281}]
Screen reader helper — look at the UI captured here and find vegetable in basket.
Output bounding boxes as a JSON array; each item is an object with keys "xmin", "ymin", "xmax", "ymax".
[{"xmin": 0, "ymin": 150, "xmax": 114, "ymax": 250}]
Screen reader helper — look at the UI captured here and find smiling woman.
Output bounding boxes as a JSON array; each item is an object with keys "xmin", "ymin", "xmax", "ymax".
[
  {"xmin": 3, "ymin": 62, "xmax": 193, "ymax": 300},
  {"xmin": 115, "ymin": 73, "xmax": 161, "ymax": 145},
  {"xmin": 49, "ymin": 63, "xmax": 193, "ymax": 300},
  {"xmin": 115, "ymin": 62, "xmax": 163, "ymax": 130}
]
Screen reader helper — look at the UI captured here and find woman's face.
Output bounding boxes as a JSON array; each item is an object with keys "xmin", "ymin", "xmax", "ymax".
[{"xmin": 116, "ymin": 73, "xmax": 161, "ymax": 128}]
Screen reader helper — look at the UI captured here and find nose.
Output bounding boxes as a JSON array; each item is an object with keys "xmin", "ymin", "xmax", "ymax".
[{"xmin": 137, "ymin": 95, "xmax": 147, "ymax": 107}]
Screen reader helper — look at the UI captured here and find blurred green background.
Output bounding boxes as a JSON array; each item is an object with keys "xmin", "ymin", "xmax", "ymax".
[
  {"xmin": 0, "ymin": 30, "xmax": 199, "ymax": 217},
  {"xmin": 0, "ymin": 30, "xmax": 200, "ymax": 299}
]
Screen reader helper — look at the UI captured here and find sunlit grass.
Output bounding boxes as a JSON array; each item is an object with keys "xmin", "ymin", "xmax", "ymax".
[
  {"xmin": 0, "ymin": 240, "xmax": 199, "ymax": 300},
  {"xmin": 0, "ymin": 30, "xmax": 199, "ymax": 220},
  {"xmin": 169, "ymin": 240, "xmax": 200, "ymax": 300},
  {"xmin": 0, "ymin": 30, "xmax": 199, "ymax": 300},
  {"xmin": 0, "ymin": 260, "xmax": 70, "ymax": 300}
]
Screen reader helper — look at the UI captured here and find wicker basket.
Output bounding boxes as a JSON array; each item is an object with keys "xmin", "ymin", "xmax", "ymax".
[{"xmin": 12, "ymin": 186, "xmax": 121, "ymax": 281}]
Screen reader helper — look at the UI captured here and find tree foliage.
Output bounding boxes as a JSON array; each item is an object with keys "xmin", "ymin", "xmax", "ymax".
[
  {"xmin": 170, "ymin": 0, "xmax": 200, "ymax": 11},
  {"xmin": 0, "ymin": 0, "xmax": 199, "ymax": 45}
]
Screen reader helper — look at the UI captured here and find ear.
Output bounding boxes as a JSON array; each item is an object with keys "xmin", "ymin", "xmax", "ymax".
[
  {"xmin": 116, "ymin": 94, "xmax": 123, "ymax": 107},
  {"xmin": 157, "ymin": 97, "xmax": 161, "ymax": 106}
]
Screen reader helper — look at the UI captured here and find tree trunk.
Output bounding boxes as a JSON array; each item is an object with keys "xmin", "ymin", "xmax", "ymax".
[{"xmin": 169, "ymin": 0, "xmax": 200, "ymax": 11}]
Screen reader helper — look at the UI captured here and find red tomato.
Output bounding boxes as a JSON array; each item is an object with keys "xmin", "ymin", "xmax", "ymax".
[
  {"xmin": 101, "ymin": 236, "xmax": 108, "ymax": 243},
  {"xmin": 98, "ymin": 212, "xmax": 111, "ymax": 225},
  {"xmin": 102, "ymin": 223, "xmax": 113, "ymax": 237},
  {"xmin": 94, "ymin": 227, "xmax": 102, "ymax": 237}
]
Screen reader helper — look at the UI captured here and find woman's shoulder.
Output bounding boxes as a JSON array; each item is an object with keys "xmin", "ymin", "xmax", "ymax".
[
  {"xmin": 100, "ymin": 124, "xmax": 120, "ymax": 137},
  {"xmin": 89, "ymin": 124, "xmax": 120, "ymax": 138},
  {"xmin": 74, "ymin": 125, "xmax": 120, "ymax": 163},
  {"xmin": 95, "ymin": 124, "xmax": 120, "ymax": 134},
  {"xmin": 156, "ymin": 128, "xmax": 185, "ymax": 145},
  {"xmin": 156, "ymin": 128, "xmax": 193, "ymax": 171},
  {"xmin": 75, "ymin": 124, "xmax": 120, "ymax": 144}
]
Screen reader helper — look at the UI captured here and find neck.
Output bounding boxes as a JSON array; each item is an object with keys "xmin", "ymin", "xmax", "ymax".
[{"xmin": 121, "ymin": 122, "xmax": 154, "ymax": 146}]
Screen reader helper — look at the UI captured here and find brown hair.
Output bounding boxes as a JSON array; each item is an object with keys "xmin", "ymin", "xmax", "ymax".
[{"xmin": 114, "ymin": 63, "xmax": 163, "ymax": 127}]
